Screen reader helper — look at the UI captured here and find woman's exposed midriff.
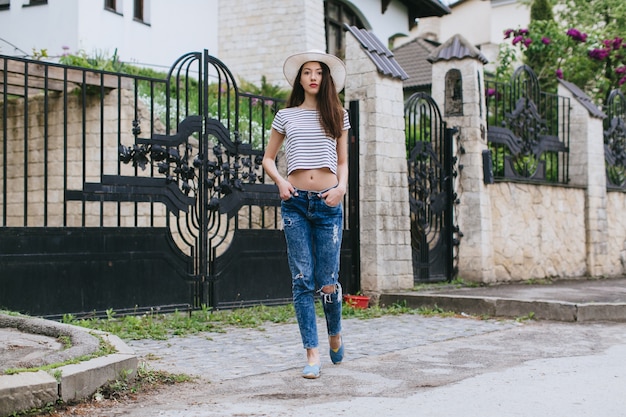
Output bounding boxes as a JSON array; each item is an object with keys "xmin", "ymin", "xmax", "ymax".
[{"xmin": 288, "ymin": 167, "xmax": 337, "ymax": 192}]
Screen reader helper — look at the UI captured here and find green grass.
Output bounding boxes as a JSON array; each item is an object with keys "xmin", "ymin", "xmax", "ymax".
[
  {"xmin": 94, "ymin": 361, "xmax": 193, "ymax": 401},
  {"xmin": 60, "ymin": 304, "xmax": 298, "ymax": 340},
  {"xmin": 412, "ymin": 277, "xmax": 482, "ymax": 292},
  {"xmin": 515, "ymin": 311, "xmax": 536, "ymax": 322},
  {"xmin": 523, "ymin": 278, "xmax": 554, "ymax": 285},
  {"xmin": 57, "ymin": 301, "xmax": 468, "ymax": 341}
]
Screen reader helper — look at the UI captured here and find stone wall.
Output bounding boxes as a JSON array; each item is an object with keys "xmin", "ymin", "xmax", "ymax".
[
  {"xmin": 607, "ymin": 191, "xmax": 626, "ymax": 275},
  {"xmin": 560, "ymin": 83, "xmax": 612, "ymax": 277},
  {"xmin": 489, "ymin": 183, "xmax": 588, "ymax": 280}
]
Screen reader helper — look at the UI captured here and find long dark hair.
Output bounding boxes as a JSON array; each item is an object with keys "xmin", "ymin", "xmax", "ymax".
[{"xmin": 286, "ymin": 61, "xmax": 344, "ymax": 139}]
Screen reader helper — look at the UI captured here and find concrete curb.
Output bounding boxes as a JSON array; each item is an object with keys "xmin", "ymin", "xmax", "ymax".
[
  {"xmin": 0, "ymin": 371, "xmax": 58, "ymax": 417},
  {"xmin": 0, "ymin": 316, "xmax": 137, "ymax": 417},
  {"xmin": 577, "ymin": 303, "xmax": 626, "ymax": 322},
  {"xmin": 56, "ymin": 330, "xmax": 138, "ymax": 403},
  {"xmin": 379, "ymin": 293, "xmax": 626, "ymax": 322}
]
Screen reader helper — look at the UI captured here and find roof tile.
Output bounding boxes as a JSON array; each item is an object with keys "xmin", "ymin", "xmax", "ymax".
[
  {"xmin": 345, "ymin": 25, "xmax": 409, "ymax": 81},
  {"xmin": 393, "ymin": 37, "xmax": 440, "ymax": 88}
]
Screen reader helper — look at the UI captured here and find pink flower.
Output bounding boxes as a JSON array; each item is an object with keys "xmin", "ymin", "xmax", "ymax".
[
  {"xmin": 486, "ymin": 88, "xmax": 502, "ymax": 100},
  {"xmin": 504, "ymin": 29, "xmax": 515, "ymax": 39},
  {"xmin": 616, "ymin": 66, "xmax": 626, "ymax": 75},
  {"xmin": 519, "ymin": 28, "xmax": 529, "ymax": 35},
  {"xmin": 611, "ymin": 37, "xmax": 623, "ymax": 50},
  {"xmin": 566, "ymin": 28, "xmax": 587, "ymax": 43},
  {"xmin": 589, "ymin": 48, "xmax": 610, "ymax": 60},
  {"xmin": 541, "ymin": 37, "xmax": 551, "ymax": 45},
  {"xmin": 619, "ymin": 76, "xmax": 626, "ymax": 86},
  {"xmin": 512, "ymin": 35, "xmax": 524, "ymax": 45},
  {"xmin": 523, "ymin": 38, "xmax": 533, "ymax": 47},
  {"xmin": 556, "ymin": 68, "xmax": 563, "ymax": 79}
]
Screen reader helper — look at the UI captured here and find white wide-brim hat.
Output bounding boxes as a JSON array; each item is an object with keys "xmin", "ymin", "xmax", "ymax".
[{"xmin": 283, "ymin": 49, "xmax": 346, "ymax": 93}]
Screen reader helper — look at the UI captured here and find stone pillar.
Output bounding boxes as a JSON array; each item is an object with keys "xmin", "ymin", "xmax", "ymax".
[
  {"xmin": 218, "ymin": 0, "xmax": 325, "ymax": 88},
  {"xmin": 429, "ymin": 35, "xmax": 496, "ymax": 283},
  {"xmin": 344, "ymin": 33, "xmax": 413, "ymax": 296},
  {"xmin": 558, "ymin": 81, "xmax": 611, "ymax": 276}
]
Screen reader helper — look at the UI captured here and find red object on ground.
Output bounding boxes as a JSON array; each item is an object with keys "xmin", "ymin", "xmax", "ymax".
[{"xmin": 343, "ymin": 294, "xmax": 370, "ymax": 309}]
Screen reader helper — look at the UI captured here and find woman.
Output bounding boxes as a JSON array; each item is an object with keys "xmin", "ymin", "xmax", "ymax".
[{"xmin": 262, "ymin": 50, "xmax": 350, "ymax": 379}]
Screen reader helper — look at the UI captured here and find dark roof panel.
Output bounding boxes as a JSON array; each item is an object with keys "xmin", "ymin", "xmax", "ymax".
[
  {"xmin": 427, "ymin": 34, "xmax": 489, "ymax": 64},
  {"xmin": 400, "ymin": 0, "xmax": 452, "ymax": 18},
  {"xmin": 345, "ymin": 25, "xmax": 410, "ymax": 81},
  {"xmin": 558, "ymin": 79, "xmax": 606, "ymax": 119},
  {"xmin": 393, "ymin": 37, "xmax": 439, "ymax": 88}
]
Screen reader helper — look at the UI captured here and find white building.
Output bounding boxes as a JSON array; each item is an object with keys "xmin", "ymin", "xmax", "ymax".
[
  {"xmin": 398, "ymin": 0, "xmax": 530, "ymax": 71},
  {"xmin": 0, "ymin": 0, "xmax": 220, "ymax": 72},
  {"xmin": 0, "ymin": 0, "xmax": 450, "ymax": 84}
]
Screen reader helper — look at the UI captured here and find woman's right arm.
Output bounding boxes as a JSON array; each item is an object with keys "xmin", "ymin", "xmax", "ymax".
[{"xmin": 262, "ymin": 128, "xmax": 294, "ymax": 200}]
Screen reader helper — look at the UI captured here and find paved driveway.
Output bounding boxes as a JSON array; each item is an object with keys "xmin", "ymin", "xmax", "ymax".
[{"xmin": 49, "ymin": 314, "xmax": 626, "ymax": 416}]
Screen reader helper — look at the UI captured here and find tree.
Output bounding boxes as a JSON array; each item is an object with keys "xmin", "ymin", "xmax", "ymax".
[
  {"xmin": 530, "ymin": 0, "xmax": 553, "ymax": 21},
  {"xmin": 501, "ymin": 0, "xmax": 626, "ymax": 104},
  {"xmin": 556, "ymin": 0, "xmax": 626, "ymax": 101},
  {"xmin": 526, "ymin": 0, "xmax": 557, "ymax": 91}
]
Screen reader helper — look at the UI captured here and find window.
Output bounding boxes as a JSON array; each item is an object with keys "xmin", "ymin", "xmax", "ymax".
[
  {"xmin": 445, "ymin": 69, "xmax": 463, "ymax": 116},
  {"xmin": 0, "ymin": 0, "xmax": 9, "ymax": 11},
  {"xmin": 133, "ymin": 0, "xmax": 150, "ymax": 24},
  {"xmin": 325, "ymin": 0, "xmax": 365, "ymax": 59},
  {"xmin": 133, "ymin": 0, "xmax": 142, "ymax": 20},
  {"xmin": 105, "ymin": 0, "xmax": 123, "ymax": 14}
]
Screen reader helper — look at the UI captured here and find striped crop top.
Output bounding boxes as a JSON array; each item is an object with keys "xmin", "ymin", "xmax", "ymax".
[{"xmin": 271, "ymin": 107, "xmax": 350, "ymax": 175}]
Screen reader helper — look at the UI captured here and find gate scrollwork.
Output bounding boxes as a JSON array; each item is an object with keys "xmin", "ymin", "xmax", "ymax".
[
  {"xmin": 485, "ymin": 65, "xmax": 570, "ymax": 183},
  {"xmin": 405, "ymin": 92, "xmax": 459, "ymax": 283},
  {"xmin": 119, "ymin": 115, "xmax": 266, "ymax": 215}
]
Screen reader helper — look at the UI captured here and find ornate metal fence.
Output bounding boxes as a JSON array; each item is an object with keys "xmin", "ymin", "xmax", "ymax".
[
  {"xmin": 0, "ymin": 50, "xmax": 360, "ymax": 317},
  {"xmin": 604, "ymin": 89, "xmax": 626, "ymax": 190},
  {"xmin": 485, "ymin": 66, "xmax": 570, "ymax": 184}
]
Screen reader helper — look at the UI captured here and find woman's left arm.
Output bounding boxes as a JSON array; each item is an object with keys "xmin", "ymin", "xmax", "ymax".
[{"xmin": 323, "ymin": 129, "xmax": 349, "ymax": 206}]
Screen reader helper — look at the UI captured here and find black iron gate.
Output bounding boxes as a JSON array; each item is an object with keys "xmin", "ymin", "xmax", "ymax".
[
  {"xmin": 404, "ymin": 92, "xmax": 459, "ymax": 283},
  {"xmin": 0, "ymin": 51, "xmax": 359, "ymax": 317},
  {"xmin": 604, "ymin": 89, "xmax": 626, "ymax": 191}
]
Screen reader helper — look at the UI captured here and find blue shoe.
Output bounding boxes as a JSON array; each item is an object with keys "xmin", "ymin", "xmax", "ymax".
[
  {"xmin": 302, "ymin": 363, "xmax": 321, "ymax": 379},
  {"xmin": 330, "ymin": 338, "xmax": 344, "ymax": 364}
]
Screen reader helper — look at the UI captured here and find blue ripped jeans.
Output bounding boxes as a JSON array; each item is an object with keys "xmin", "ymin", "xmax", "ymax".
[{"xmin": 281, "ymin": 187, "xmax": 343, "ymax": 350}]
